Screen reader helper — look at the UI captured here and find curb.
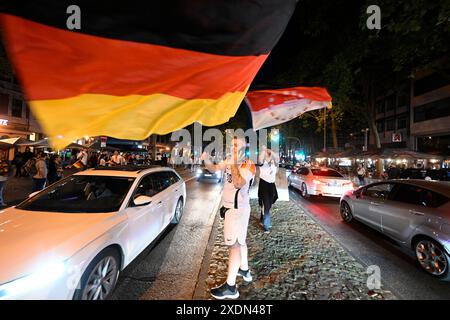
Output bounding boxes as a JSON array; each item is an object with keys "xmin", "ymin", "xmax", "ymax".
[{"xmin": 192, "ymin": 191, "xmax": 222, "ymax": 299}]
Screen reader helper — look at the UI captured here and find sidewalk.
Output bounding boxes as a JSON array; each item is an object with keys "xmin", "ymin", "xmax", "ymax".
[{"xmin": 197, "ymin": 199, "xmax": 397, "ymax": 300}]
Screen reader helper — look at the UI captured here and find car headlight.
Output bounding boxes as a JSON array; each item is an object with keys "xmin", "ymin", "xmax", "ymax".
[
  {"xmin": 196, "ymin": 168, "xmax": 202, "ymax": 175},
  {"xmin": 0, "ymin": 261, "xmax": 66, "ymax": 299},
  {"xmin": 215, "ymin": 171, "xmax": 221, "ymax": 177}
]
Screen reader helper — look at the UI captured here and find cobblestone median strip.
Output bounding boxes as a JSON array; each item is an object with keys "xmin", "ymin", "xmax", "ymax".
[{"xmin": 204, "ymin": 200, "xmax": 397, "ymax": 300}]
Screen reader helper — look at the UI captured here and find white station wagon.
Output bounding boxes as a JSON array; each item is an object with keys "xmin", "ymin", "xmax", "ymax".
[{"xmin": 0, "ymin": 166, "xmax": 186, "ymax": 300}]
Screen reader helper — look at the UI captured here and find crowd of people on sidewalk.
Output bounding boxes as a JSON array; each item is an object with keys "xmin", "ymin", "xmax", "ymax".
[{"xmin": 0, "ymin": 147, "xmax": 175, "ymax": 206}]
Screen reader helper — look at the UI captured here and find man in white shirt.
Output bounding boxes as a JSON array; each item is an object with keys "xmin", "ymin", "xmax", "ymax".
[
  {"xmin": 109, "ymin": 151, "xmax": 124, "ymax": 166},
  {"xmin": 77, "ymin": 149, "xmax": 88, "ymax": 167},
  {"xmin": 257, "ymin": 146, "xmax": 279, "ymax": 233},
  {"xmin": 202, "ymin": 137, "xmax": 256, "ymax": 300}
]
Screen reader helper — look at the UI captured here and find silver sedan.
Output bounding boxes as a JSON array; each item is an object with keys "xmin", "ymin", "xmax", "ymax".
[{"xmin": 340, "ymin": 179, "xmax": 450, "ymax": 280}]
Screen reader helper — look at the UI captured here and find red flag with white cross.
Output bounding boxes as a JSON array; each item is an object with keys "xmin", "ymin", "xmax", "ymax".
[{"xmin": 245, "ymin": 86, "xmax": 332, "ymax": 130}]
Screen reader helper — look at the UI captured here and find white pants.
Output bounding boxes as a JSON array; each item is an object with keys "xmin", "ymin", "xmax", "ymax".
[{"xmin": 223, "ymin": 207, "xmax": 251, "ymax": 246}]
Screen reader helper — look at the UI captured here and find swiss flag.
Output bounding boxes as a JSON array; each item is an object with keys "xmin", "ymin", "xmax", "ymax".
[{"xmin": 245, "ymin": 87, "xmax": 332, "ymax": 130}]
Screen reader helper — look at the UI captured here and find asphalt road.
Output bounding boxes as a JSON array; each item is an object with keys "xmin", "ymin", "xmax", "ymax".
[
  {"xmin": 111, "ymin": 174, "xmax": 222, "ymax": 300},
  {"xmin": 289, "ymin": 187, "xmax": 450, "ymax": 300}
]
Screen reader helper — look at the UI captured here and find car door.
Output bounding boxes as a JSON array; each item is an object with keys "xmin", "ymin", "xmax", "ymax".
[
  {"xmin": 293, "ymin": 168, "xmax": 308, "ymax": 189},
  {"xmin": 381, "ymin": 183, "xmax": 431, "ymax": 243},
  {"xmin": 355, "ymin": 183, "xmax": 395, "ymax": 231},
  {"xmin": 160, "ymin": 171, "xmax": 182, "ymax": 226},
  {"xmin": 152, "ymin": 171, "xmax": 174, "ymax": 227},
  {"xmin": 124, "ymin": 173, "xmax": 165, "ymax": 258}
]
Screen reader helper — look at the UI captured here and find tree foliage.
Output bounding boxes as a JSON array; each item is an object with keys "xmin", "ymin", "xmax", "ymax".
[{"xmin": 271, "ymin": 0, "xmax": 450, "ymax": 150}]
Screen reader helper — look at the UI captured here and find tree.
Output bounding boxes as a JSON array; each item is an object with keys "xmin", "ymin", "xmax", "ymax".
[{"xmin": 270, "ymin": 0, "xmax": 450, "ymax": 151}]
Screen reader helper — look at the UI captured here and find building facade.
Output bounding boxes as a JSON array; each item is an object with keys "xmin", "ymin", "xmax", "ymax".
[
  {"xmin": 374, "ymin": 85, "xmax": 411, "ymax": 149},
  {"xmin": 0, "ymin": 45, "xmax": 44, "ymax": 142},
  {"xmin": 410, "ymin": 66, "xmax": 450, "ymax": 157}
]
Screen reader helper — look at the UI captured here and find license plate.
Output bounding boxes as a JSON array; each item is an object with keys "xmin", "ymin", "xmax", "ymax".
[{"xmin": 204, "ymin": 174, "xmax": 212, "ymax": 177}]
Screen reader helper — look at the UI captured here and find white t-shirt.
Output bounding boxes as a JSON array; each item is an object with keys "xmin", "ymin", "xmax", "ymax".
[
  {"xmin": 77, "ymin": 151, "xmax": 88, "ymax": 166},
  {"xmin": 259, "ymin": 161, "xmax": 277, "ymax": 183},
  {"xmin": 111, "ymin": 155, "xmax": 123, "ymax": 165},
  {"xmin": 357, "ymin": 167, "xmax": 366, "ymax": 176},
  {"xmin": 221, "ymin": 161, "xmax": 255, "ymax": 209}
]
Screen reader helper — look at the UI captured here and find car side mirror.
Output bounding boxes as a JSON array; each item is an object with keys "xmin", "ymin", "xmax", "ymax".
[
  {"xmin": 28, "ymin": 191, "xmax": 40, "ymax": 198},
  {"xmin": 133, "ymin": 195, "xmax": 152, "ymax": 207}
]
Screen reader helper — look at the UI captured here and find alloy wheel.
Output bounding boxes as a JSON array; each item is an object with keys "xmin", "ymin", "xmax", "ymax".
[
  {"xmin": 82, "ymin": 256, "xmax": 119, "ymax": 300},
  {"xmin": 301, "ymin": 183, "xmax": 308, "ymax": 197},
  {"xmin": 416, "ymin": 240, "xmax": 448, "ymax": 277},
  {"xmin": 175, "ymin": 200, "xmax": 183, "ymax": 221},
  {"xmin": 340, "ymin": 202, "xmax": 353, "ymax": 222}
]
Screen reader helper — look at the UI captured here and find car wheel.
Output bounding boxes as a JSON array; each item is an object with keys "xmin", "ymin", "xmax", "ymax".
[
  {"xmin": 415, "ymin": 238, "xmax": 450, "ymax": 280},
  {"xmin": 340, "ymin": 201, "xmax": 353, "ymax": 223},
  {"xmin": 171, "ymin": 198, "xmax": 184, "ymax": 224},
  {"xmin": 74, "ymin": 248, "xmax": 121, "ymax": 300},
  {"xmin": 301, "ymin": 183, "xmax": 309, "ymax": 198}
]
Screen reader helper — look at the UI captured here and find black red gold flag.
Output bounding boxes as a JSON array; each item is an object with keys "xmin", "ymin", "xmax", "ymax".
[{"xmin": 0, "ymin": 1, "xmax": 297, "ymax": 148}]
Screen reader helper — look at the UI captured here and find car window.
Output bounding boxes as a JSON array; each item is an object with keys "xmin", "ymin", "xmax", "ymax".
[
  {"xmin": 297, "ymin": 168, "xmax": 309, "ymax": 175},
  {"xmin": 390, "ymin": 184, "xmax": 449, "ymax": 208},
  {"xmin": 166, "ymin": 171, "xmax": 181, "ymax": 184},
  {"xmin": 364, "ymin": 183, "xmax": 395, "ymax": 200},
  {"xmin": 17, "ymin": 176, "xmax": 135, "ymax": 213},
  {"xmin": 311, "ymin": 169, "xmax": 343, "ymax": 178},
  {"xmin": 134, "ymin": 175, "xmax": 157, "ymax": 198},
  {"xmin": 134, "ymin": 172, "xmax": 169, "ymax": 199}
]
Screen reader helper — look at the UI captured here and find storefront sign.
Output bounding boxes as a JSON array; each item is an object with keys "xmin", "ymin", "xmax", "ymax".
[
  {"xmin": 392, "ymin": 133, "xmax": 402, "ymax": 143},
  {"xmin": 100, "ymin": 136, "xmax": 107, "ymax": 148}
]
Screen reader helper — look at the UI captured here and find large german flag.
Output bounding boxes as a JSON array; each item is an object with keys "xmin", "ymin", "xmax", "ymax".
[{"xmin": 0, "ymin": 1, "xmax": 297, "ymax": 149}]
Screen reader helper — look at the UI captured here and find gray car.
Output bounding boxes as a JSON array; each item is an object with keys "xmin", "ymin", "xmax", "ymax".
[{"xmin": 340, "ymin": 179, "xmax": 450, "ymax": 280}]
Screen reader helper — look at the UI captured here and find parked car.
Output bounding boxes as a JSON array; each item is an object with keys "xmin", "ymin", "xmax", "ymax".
[
  {"xmin": 288, "ymin": 167, "xmax": 355, "ymax": 198},
  {"xmin": 196, "ymin": 166, "xmax": 222, "ymax": 182},
  {"xmin": 340, "ymin": 179, "xmax": 450, "ymax": 280},
  {"xmin": 0, "ymin": 165, "xmax": 186, "ymax": 300}
]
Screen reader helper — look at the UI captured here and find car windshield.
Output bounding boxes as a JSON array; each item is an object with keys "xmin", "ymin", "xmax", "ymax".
[
  {"xmin": 17, "ymin": 175, "xmax": 135, "ymax": 213},
  {"xmin": 311, "ymin": 169, "xmax": 344, "ymax": 178}
]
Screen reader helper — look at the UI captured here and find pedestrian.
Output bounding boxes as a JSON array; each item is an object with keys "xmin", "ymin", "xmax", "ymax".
[
  {"xmin": 109, "ymin": 150, "xmax": 124, "ymax": 166},
  {"xmin": 77, "ymin": 148, "xmax": 88, "ymax": 169},
  {"xmin": 387, "ymin": 164, "xmax": 400, "ymax": 179},
  {"xmin": 48, "ymin": 154, "xmax": 63, "ymax": 185},
  {"xmin": 357, "ymin": 163, "xmax": 366, "ymax": 186},
  {"xmin": 87, "ymin": 151, "xmax": 99, "ymax": 168},
  {"xmin": 22, "ymin": 147, "xmax": 34, "ymax": 164},
  {"xmin": 0, "ymin": 159, "xmax": 9, "ymax": 206},
  {"xmin": 257, "ymin": 146, "xmax": 279, "ymax": 233},
  {"xmin": 33, "ymin": 152, "xmax": 48, "ymax": 192},
  {"xmin": 98, "ymin": 154, "xmax": 107, "ymax": 167},
  {"xmin": 47, "ymin": 154, "xmax": 59, "ymax": 185},
  {"xmin": 202, "ymin": 137, "xmax": 256, "ymax": 300},
  {"xmin": 12, "ymin": 151, "xmax": 24, "ymax": 177}
]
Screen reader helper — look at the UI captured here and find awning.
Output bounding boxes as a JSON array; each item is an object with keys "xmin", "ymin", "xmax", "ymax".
[
  {"xmin": 0, "ymin": 137, "xmax": 32, "ymax": 146},
  {"xmin": 17, "ymin": 139, "xmax": 85, "ymax": 149}
]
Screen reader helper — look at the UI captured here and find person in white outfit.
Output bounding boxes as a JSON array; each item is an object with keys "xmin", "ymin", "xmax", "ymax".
[
  {"xmin": 257, "ymin": 146, "xmax": 279, "ymax": 233},
  {"xmin": 202, "ymin": 137, "xmax": 256, "ymax": 300}
]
